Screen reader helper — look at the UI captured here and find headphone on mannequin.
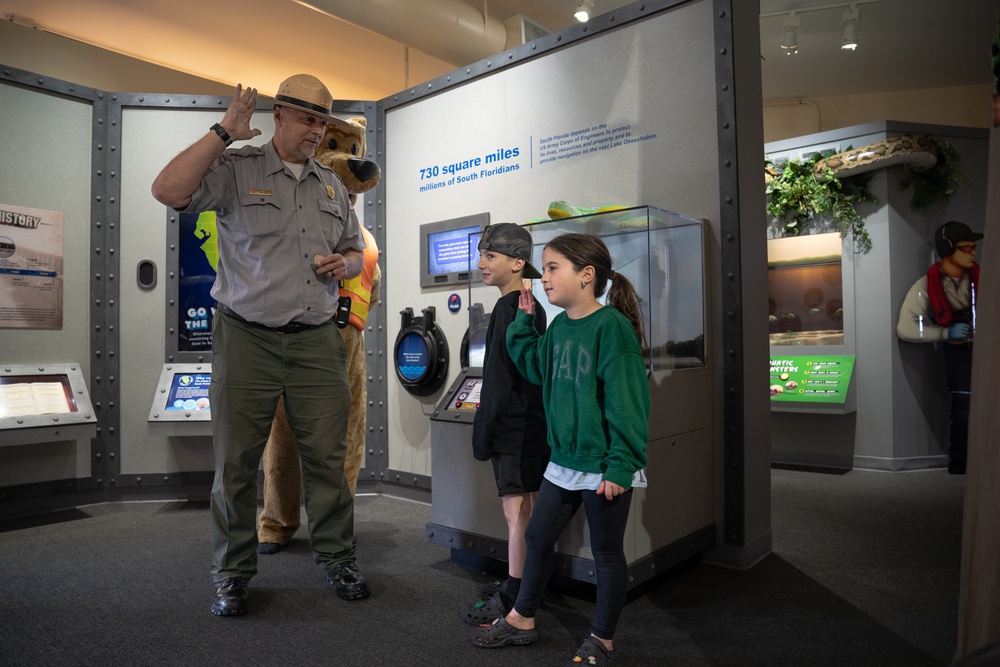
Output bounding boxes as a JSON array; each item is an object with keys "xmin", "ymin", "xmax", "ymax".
[{"xmin": 935, "ymin": 222, "xmax": 957, "ymax": 258}]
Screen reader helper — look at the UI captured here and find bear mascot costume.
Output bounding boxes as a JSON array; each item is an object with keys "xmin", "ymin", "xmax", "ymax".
[{"xmin": 257, "ymin": 116, "xmax": 382, "ymax": 552}]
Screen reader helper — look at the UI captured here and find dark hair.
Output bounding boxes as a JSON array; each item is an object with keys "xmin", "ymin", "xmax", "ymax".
[{"xmin": 545, "ymin": 233, "xmax": 647, "ymax": 350}]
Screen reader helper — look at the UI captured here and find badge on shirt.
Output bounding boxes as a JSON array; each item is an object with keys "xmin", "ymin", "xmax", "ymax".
[
  {"xmin": 248, "ymin": 189, "xmax": 273, "ymax": 196},
  {"xmin": 326, "ymin": 185, "xmax": 337, "ymax": 200}
]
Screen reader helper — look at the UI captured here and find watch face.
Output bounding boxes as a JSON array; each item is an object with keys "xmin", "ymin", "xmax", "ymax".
[{"xmin": 212, "ymin": 124, "xmax": 232, "ymax": 145}]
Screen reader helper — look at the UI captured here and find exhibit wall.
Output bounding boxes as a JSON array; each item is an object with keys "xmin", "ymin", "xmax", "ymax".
[
  {"xmin": 378, "ymin": 0, "xmax": 772, "ymax": 564},
  {"xmin": 382, "ymin": 1, "xmax": 721, "ymax": 480},
  {"xmin": 0, "ymin": 70, "xmax": 379, "ymax": 509},
  {"xmin": 0, "ymin": 81, "xmax": 93, "ymax": 489},
  {"xmin": 0, "ymin": 0, "xmax": 771, "ymax": 566},
  {"xmin": 766, "ymin": 121, "xmax": 989, "ymax": 470}
]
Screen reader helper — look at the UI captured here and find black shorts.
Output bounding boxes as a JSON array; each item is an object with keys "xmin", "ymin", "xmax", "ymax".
[{"xmin": 491, "ymin": 453, "xmax": 547, "ymax": 496}]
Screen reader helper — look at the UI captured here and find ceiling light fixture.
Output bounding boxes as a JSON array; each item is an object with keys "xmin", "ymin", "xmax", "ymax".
[
  {"xmin": 841, "ymin": 4, "xmax": 860, "ymax": 50},
  {"xmin": 574, "ymin": 0, "xmax": 594, "ymax": 23},
  {"xmin": 781, "ymin": 13, "xmax": 800, "ymax": 55},
  {"xmin": 761, "ymin": 1, "xmax": 881, "ymax": 56}
]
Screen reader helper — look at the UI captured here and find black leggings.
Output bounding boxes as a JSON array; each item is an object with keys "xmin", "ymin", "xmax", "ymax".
[
  {"xmin": 512, "ymin": 478, "xmax": 633, "ymax": 640},
  {"xmin": 943, "ymin": 343, "xmax": 972, "ymax": 469}
]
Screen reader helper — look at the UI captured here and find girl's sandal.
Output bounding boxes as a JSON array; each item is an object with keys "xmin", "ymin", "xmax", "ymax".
[
  {"xmin": 480, "ymin": 579, "xmax": 503, "ymax": 598},
  {"xmin": 564, "ymin": 636, "xmax": 617, "ymax": 666},
  {"xmin": 470, "ymin": 617, "xmax": 539, "ymax": 648},
  {"xmin": 460, "ymin": 590, "xmax": 509, "ymax": 625}
]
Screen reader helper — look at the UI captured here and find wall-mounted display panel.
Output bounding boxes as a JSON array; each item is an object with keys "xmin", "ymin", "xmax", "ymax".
[
  {"xmin": 0, "ymin": 363, "xmax": 96, "ymax": 447},
  {"xmin": 147, "ymin": 363, "xmax": 212, "ymax": 436},
  {"xmin": 418, "ymin": 213, "xmax": 488, "ymax": 288}
]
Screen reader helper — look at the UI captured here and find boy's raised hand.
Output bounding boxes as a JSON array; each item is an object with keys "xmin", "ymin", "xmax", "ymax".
[{"xmin": 518, "ymin": 287, "xmax": 535, "ymax": 315}]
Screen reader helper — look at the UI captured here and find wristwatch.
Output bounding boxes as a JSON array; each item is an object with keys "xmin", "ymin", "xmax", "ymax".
[{"xmin": 211, "ymin": 123, "xmax": 234, "ymax": 147}]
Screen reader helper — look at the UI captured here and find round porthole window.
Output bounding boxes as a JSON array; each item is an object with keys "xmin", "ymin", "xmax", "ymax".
[{"xmin": 394, "ymin": 306, "xmax": 449, "ymax": 396}]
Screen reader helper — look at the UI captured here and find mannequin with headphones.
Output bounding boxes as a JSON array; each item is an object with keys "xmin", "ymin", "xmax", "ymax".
[{"xmin": 897, "ymin": 220, "xmax": 985, "ymax": 474}]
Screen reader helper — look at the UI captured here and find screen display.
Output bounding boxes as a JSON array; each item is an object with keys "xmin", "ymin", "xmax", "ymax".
[
  {"xmin": 163, "ymin": 372, "xmax": 212, "ymax": 411},
  {"xmin": 419, "ymin": 212, "xmax": 488, "ymax": 288},
  {"xmin": 427, "ymin": 225, "xmax": 481, "ymax": 275},
  {"xmin": 396, "ymin": 332, "xmax": 431, "ymax": 381}
]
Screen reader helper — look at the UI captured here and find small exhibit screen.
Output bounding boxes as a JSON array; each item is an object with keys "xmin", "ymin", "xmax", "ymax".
[
  {"xmin": 164, "ymin": 372, "xmax": 212, "ymax": 411},
  {"xmin": 427, "ymin": 225, "xmax": 481, "ymax": 276}
]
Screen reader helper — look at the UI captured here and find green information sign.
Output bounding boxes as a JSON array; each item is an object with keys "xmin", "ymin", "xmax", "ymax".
[{"xmin": 769, "ymin": 355, "xmax": 855, "ymax": 404}]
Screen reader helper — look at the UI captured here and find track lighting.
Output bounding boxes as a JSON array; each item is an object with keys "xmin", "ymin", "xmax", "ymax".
[
  {"xmin": 763, "ymin": 1, "xmax": 879, "ymax": 56},
  {"xmin": 574, "ymin": 0, "xmax": 594, "ymax": 23},
  {"xmin": 841, "ymin": 4, "xmax": 860, "ymax": 50},
  {"xmin": 781, "ymin": 13, "xmax": 800, "ymax": 55}
]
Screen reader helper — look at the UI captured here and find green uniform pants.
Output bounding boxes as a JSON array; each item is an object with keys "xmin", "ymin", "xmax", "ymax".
[{"xmin": 208, "ymin": 313, "xmax": 354, "ymax": 583}]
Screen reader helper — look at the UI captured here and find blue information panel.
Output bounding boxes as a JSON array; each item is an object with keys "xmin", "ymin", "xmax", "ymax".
[{"xmin": 163, "ymin": 372, "xmax": 212, "ymax": 411}]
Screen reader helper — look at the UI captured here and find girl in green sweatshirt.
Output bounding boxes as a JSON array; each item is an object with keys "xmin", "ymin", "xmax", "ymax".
[{"xmin": 470, "ymin": 232, "xmax": 651, "ymax": 667}]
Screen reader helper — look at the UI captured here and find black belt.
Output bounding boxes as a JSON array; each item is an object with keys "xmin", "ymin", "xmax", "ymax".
[{"xmin": 216, "ymin": 302, "xmax": 333, "ymax": 335}]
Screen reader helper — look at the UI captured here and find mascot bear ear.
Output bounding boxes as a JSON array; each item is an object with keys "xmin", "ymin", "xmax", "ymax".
[{"xmin": 313, "ymin": 116, "xmax": 382, "ymax": 196}]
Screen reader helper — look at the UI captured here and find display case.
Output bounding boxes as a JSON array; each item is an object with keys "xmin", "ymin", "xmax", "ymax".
[
  {"xmin": 764, "ymin": 120, "xmax": 991, "ymax": 470},
  {"xmin": 428, "ymin": 206, "xmax": 715, "ymax": 589},
  {"xmin": 767, "ymin": 233, "xmax": 845, "ymax": 347},
  {"xmin": 767, "ymin": 232, "xmax": 857, "ymax": 414},
  {"xmin": 465, "ymin": 206, "xmax": 707, "ymax": 374},
  {"xmin": 0, "ymin": 363, "xmax": 97, "ymax": 447}
]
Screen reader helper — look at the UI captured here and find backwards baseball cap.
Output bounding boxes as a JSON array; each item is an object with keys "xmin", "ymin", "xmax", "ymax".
[
  {"xmin": 478, "ymin": 223, "xmax": 542, "ymax": 279},
  {"xmin": 935, "ymin": 220, "xmax": 984, "ymax": 258},
  {"xmin": 274, "ymin": 74, "xmax": 341, "ymax": 123}
]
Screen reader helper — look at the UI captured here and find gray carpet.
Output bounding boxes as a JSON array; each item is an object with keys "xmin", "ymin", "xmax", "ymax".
[{"xmin": 0, "ymin": 468, "xmax": 964, "ymax": 666}]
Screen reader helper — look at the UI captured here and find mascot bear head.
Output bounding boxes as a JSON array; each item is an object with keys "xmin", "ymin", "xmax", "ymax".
[{"xmin": 313, "ymin": 116, "xmax": 381, "ymax": 203}]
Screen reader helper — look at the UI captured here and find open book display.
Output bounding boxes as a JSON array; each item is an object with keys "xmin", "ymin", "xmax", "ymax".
[{"xmin": 0, "ymin": 378, "xmax": 76, "ymax": 418}]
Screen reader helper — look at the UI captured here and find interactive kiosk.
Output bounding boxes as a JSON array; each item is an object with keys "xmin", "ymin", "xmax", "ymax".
[
  {"xmin": 427, "ymin": 206, "xmax": 716, "ymax": 589},
  {"xmin": 147, "ymin": 363, "xmax": 213, "ymax": 436}
]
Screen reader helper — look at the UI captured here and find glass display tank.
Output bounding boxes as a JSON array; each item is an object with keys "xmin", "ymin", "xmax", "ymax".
[
  {"xmin": 767, "ymin": 233, "xmax": 845, "ymax": 347},
  {"xmin": 466, "ymin": 206, "xmax": 706, "ymax": 373}
]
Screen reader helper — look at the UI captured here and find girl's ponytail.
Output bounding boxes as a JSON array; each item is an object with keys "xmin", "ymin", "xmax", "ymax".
[{"xmin": 607, "ymin": 271, "xmax": 647, "ymax": 353}]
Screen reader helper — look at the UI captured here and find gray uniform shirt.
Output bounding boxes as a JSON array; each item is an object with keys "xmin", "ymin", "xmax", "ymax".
[{"xmin": 185, "ymin": 141, "xmax": 363, "ymax": 327}]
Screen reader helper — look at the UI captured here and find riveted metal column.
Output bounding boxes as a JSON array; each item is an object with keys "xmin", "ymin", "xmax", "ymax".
[
  {"xmin": 713, "ymin": 0, "xmax": 746, "ymax": 546},
  {"xmin": 365, "ymin": 98, "xmax": 391, "ymax": 489},
  {"xmin": 91, "ymin": 90, "xmax": 121, "ymax": 491},
  {"xmin": 360, "ymin": 100, "xmax": 389, "ymax": 491}
]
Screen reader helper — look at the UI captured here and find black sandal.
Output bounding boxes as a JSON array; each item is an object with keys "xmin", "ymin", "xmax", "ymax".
[
  {"xmin": 461, "ymin": 590, "xmax": 508, "ymax": 626},
  {"xmin": 563, "ymin": 636, "xmax": 616, "ymax": 666},
  {"xmin": 470, "ymin": 617, "xmax": 539, "ymax": 648},
  {"xmin": 480, "ymin": 579, "xmax": 503, "ymax": 599}
]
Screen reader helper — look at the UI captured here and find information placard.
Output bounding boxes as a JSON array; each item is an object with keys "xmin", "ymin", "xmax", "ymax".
[
  {"xmin": 769, "ymin": 355, "xmax": 855, "ymax": 404},
  {"xmin": 148, "ymin": 363, "xmax": 213, "ymax": 423}
]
